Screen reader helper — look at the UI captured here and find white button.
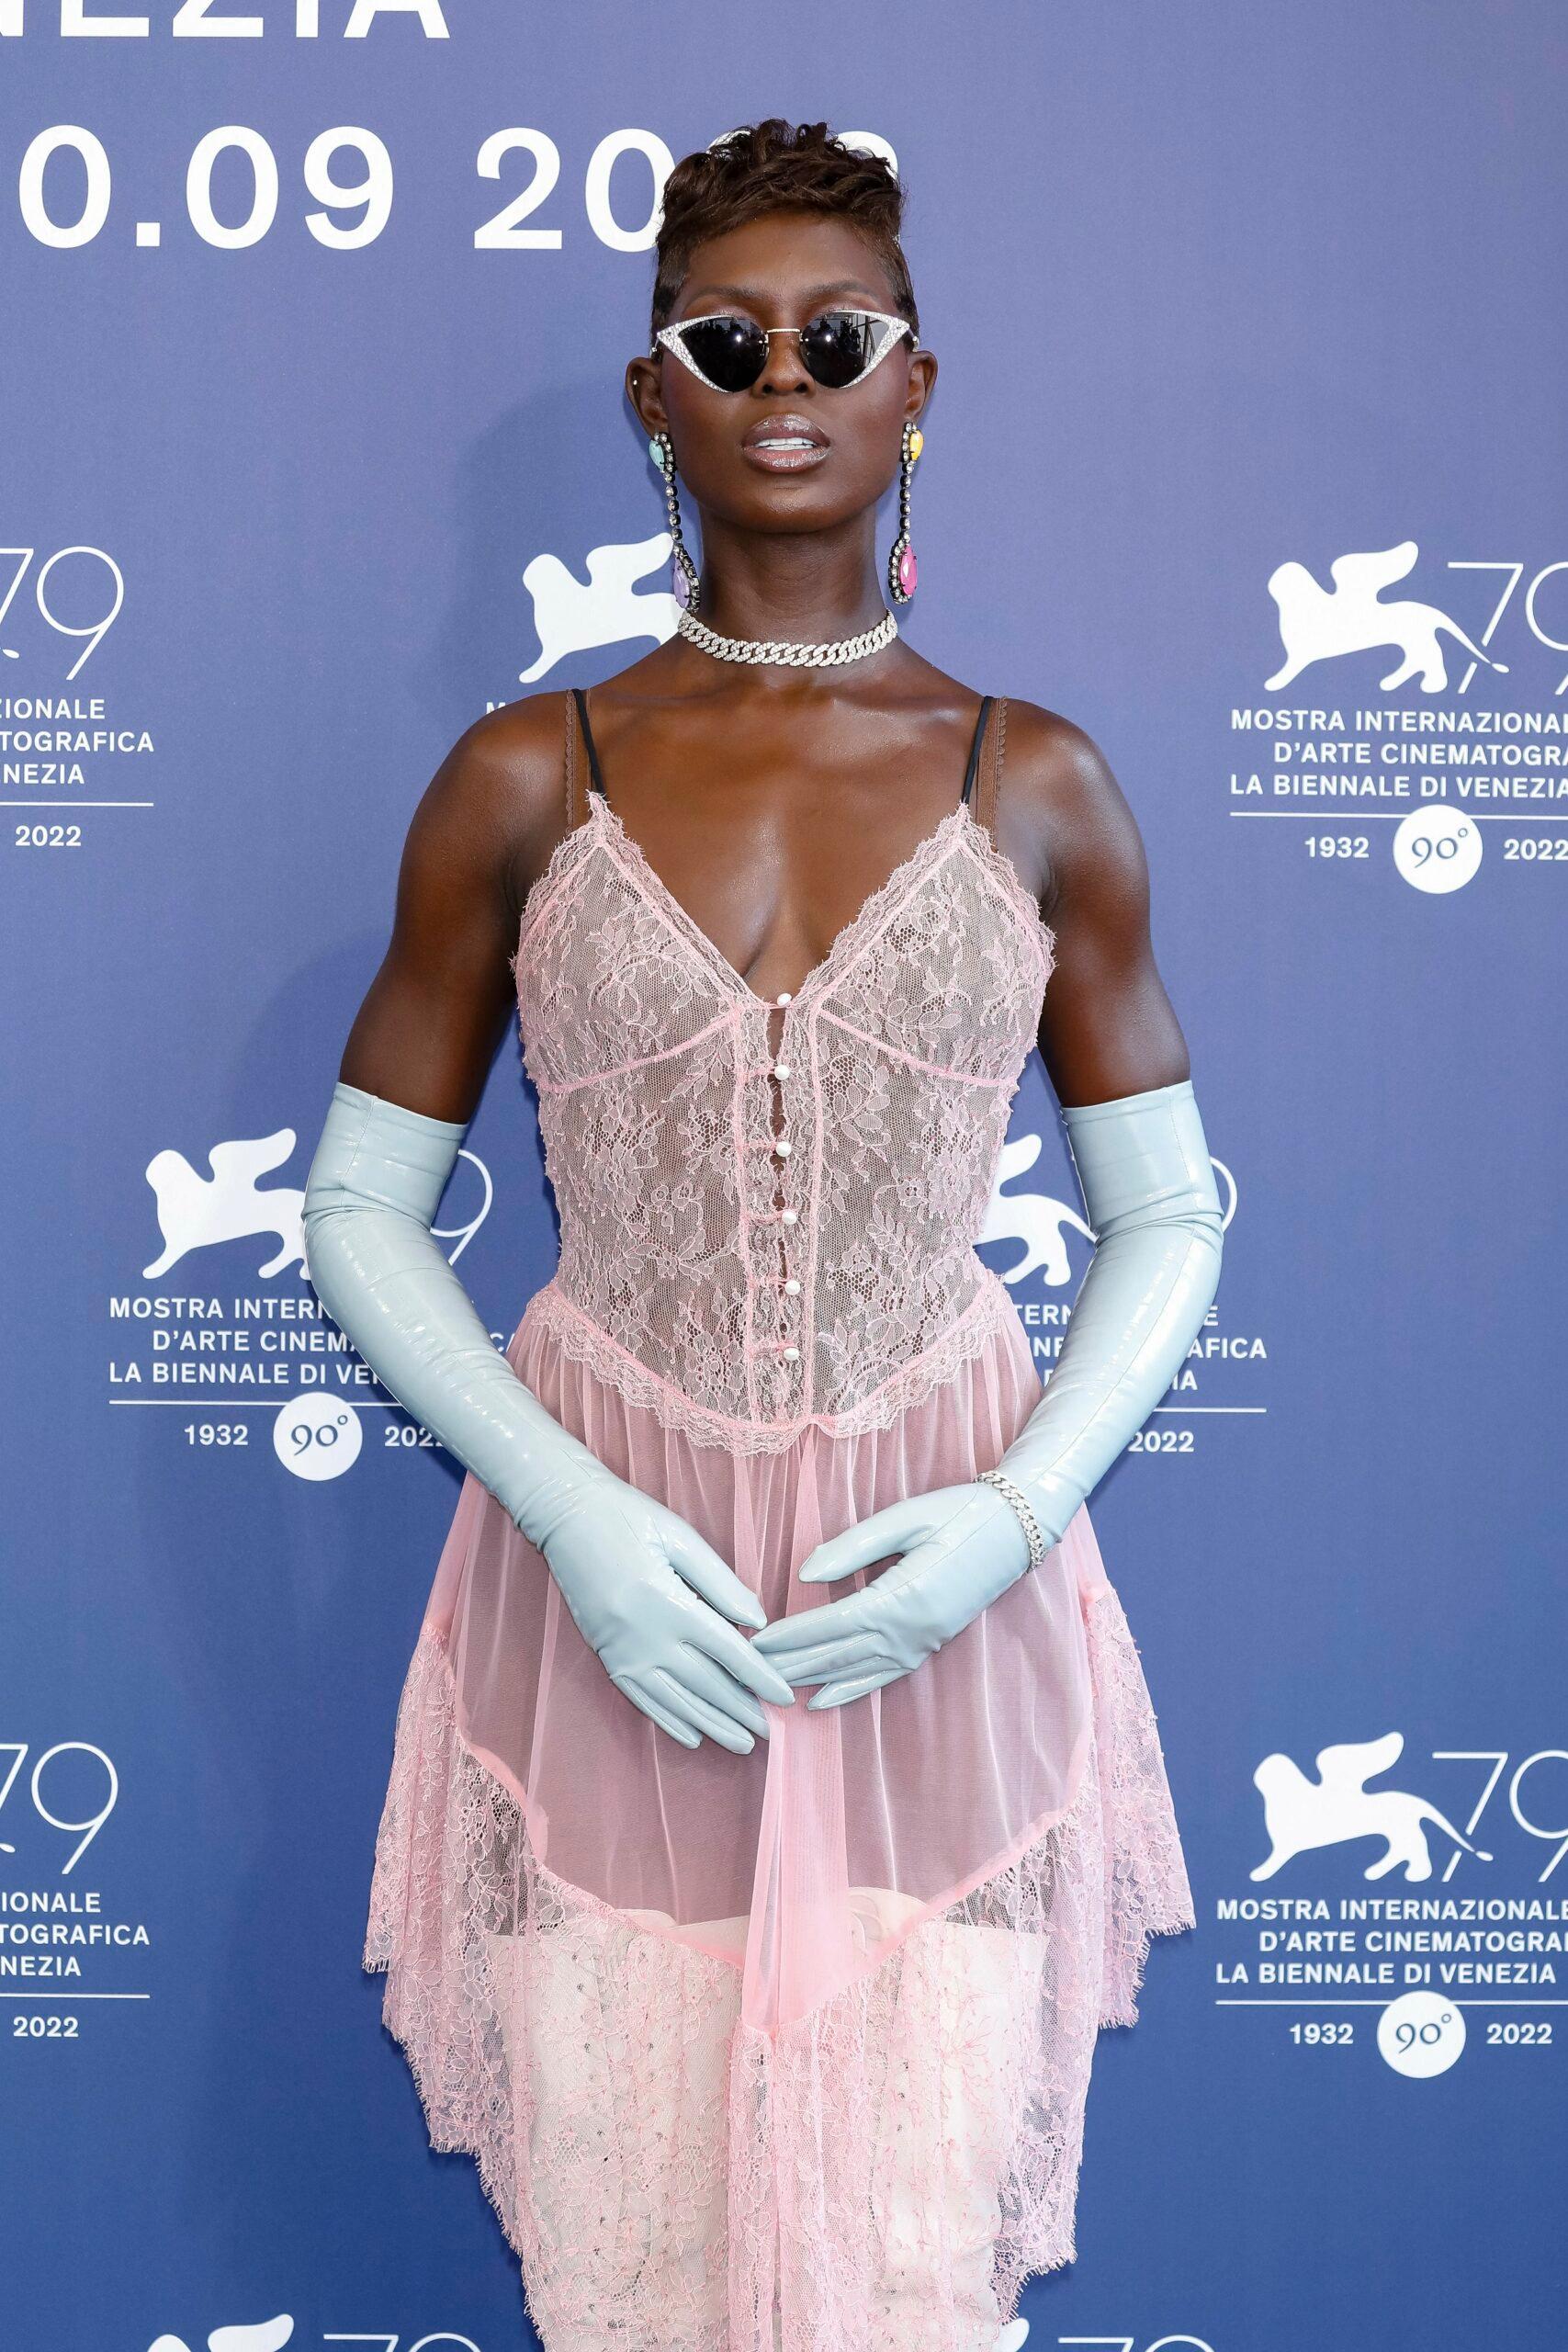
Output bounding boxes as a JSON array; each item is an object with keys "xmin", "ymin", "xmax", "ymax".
[
  {"xmin": 775, "ymin": 991, "xmax": 793, "ymax": 1006},
  {"xmin": 773, "ymin": 1062, "xmax": 791, "ymax": 1080},
  {"xmin": 784, "ymin": 1278, "xmax": 801, "ymax": 1295},
  {"xmin": 774, "ymin": 1137, "xmax": 793, "ymax": 1157},
  {"xmin": 781, "ymin": 1208, "xmax": 798, "ymax": 1226},
  {"xmin": 782, "ymin": 1346, "xmax": 800, "ymax": 1362}
]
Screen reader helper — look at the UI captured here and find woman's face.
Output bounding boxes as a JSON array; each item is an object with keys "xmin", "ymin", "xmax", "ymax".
[{"xmin": 627, "ymin": 210, "xmax": 934, "ymax": 539}]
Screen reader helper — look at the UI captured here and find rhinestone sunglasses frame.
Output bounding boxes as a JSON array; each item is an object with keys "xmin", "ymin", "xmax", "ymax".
[{"xmin": 651, "ymin": 308, "xmax": 914, "ymax": 394}]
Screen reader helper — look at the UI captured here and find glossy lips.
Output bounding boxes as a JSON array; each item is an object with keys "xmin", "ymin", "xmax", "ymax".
[{"xmin": 740, "ymin": 413, "xmax": 830, "ymax": 472}]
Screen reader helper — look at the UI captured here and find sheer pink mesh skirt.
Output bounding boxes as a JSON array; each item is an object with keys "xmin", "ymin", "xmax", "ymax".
[{"xmin": 364, "ymin": 1296, "xmax": 1194, "ymax": 2352}]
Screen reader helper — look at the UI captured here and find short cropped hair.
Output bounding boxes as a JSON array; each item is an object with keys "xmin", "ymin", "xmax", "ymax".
[{"xmin": 650, "ymin": 119, "xmax": 919, "ymax": 342}]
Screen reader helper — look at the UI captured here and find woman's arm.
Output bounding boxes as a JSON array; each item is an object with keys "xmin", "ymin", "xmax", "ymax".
[
  {"xmin": 301, "ymin": 701, "xmax": 795, "ymax": 1752},
  {"xmin": 328, "ymin": 700, "xmax": 553, "ymax": 1125},
  {"xmin": 751, "ymin": 704, "xmax": 1224, "ymax": 1705}
]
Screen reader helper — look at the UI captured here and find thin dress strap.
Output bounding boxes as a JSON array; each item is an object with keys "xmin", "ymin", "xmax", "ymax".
[
  {"xmin": 970, "ymin": 694, "xmax": 1007, "ymax": 842},
  {"xmin": 572, "ymin": 685, "xmax": 608, "ymax": 801},
  {"xmin": 562, "ymin": 687, "xmax": 585, "ymax": 830},
  {"xmin": 572, "ymin": 684, "xmax": 996, "ymax": 825},
  {"xmin": 960, "ymin": 695, "xmax": 994, "ymax": 807}
]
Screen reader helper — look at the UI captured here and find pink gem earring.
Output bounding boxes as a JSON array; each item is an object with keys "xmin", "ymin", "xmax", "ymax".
[
  {"xmin": 887, "ymin": 420, "xmax": 923, "ymax": 603},
  {"xmin": 650, "ymin": 427, "xmax": 701, "ymax": 613}
]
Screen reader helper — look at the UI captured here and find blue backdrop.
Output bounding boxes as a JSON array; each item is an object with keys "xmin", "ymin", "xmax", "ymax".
[{"xmin": 4, "ymin": 6, "xmax": 1565, "ymax": 2348}]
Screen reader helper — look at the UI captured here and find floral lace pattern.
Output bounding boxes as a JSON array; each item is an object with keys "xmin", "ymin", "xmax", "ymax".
[
  {"xmin": 512, "ymin": 797, "xmax": 1055, "ymax": 1455},
  {"xmin": 365, "ymin": 1576, "xmax": 1192, "ymax": 2352},
  {"xmin": 362, "ymin": 752, "xmax": 1201, "ymax": 2346}
]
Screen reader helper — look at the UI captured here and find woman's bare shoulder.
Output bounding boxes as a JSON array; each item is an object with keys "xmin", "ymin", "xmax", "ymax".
[
  {"xmin": 434, "ymin": 687, "xmax": 572, "ymax": 816},
  {"xmin": 994, "ymin": 695, "xmax": 1130, "ymax": 814},
  {"xmin": 406, "ymin": 688, "xmax": 581, "ymax": 895},
  {"xmin": 987, "ymin": 695, "xmax": 1150, "ymax": 926}
]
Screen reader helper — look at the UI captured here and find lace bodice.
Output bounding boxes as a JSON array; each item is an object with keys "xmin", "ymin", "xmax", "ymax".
[{"xmin": 510, "ymin": 710, "xmax": 1056, "ymax": 1455}]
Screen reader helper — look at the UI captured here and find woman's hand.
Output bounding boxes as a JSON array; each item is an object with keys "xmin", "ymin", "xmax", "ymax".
[
  {"xmin": 302, "ymin": 1080, "xmax": 795, "ymax": 1763},
  {"xmin": 538, "ymin": 1481, "xmax": 798, "ymax": 1753},
  {"xmin": 748, "ymin": 1484, "xmax": 1036, "ymax": 1709}
]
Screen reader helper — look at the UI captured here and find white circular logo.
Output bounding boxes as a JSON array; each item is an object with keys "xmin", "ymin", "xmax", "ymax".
[
  {"xmin": 1392, "ymin": 804, "xmax": 1482, "ymax": 894},
  {"xmin": 1376, "ymin": 1990, "xmax": 1466, "ymax": 2076},
  {"xmin": 272, "ymin": 1391, "xmax": 364, "ymax": 1482}
]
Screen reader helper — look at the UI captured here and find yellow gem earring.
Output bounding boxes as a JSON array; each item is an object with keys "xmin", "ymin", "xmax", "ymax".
[{"xmin": 887, "ymin": 422, "xmax": 923, "ymax": 604}]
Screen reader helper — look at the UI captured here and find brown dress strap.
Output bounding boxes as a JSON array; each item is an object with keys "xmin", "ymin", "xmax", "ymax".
[
  {"xmin": 971, "ymin": 693, "xmax": 1008, "ymax": 843},
  {"xmin": 562, "ymin": 685, "xmax": 589, "ymax": 831}
]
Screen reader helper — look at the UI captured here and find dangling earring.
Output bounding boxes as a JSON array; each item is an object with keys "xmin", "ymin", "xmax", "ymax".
[
  {"xmin": 887, "ymin": 421, "xmax": 922, "ymax": 604},
  {"xmin": 649, "ymin": 428, "xmax": 701, "ymax": 613}
]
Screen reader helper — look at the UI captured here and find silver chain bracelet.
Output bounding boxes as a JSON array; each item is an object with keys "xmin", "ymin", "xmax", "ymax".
[{"xmin": 976, "ymin": 1468, "xmax": 1050, "ymax": 1568}]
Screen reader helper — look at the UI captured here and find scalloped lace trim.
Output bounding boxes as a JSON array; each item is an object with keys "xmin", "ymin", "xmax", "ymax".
[
  {"xmin": 363, "ymin": 1580, "xmax": 1193, "ymax": 2349},
  {"xmin": 518, "ymin": 1272, "xmax": 1024, "ymax": 1456},
  {"xmin": 510, "ymin": 789, "xmax": 1056, "ymax": 1001}
]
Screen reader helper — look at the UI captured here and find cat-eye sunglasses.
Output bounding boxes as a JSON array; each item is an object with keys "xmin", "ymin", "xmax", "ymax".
[{"xmin": 652, "ymin": 308, "xmax": 914, "ymax": 394}]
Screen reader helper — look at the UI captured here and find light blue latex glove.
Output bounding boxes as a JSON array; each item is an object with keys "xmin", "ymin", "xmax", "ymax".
[
  {"xmin": 750, "ymin": 1079, "xmax": 1224, "ymax": 1709},
  {"xmin": 300, "ymin": 1080, "xmax": 795, "ymax": 1754}
]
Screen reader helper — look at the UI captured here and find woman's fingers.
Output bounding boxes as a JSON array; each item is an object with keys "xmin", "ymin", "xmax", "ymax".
[
  {"xmin": 807, "ymin": 1666, "xmax": 904, "ymax": 1711},
  {"xmin": 647, "ymin": 1668, "xmax": 755, "ymax": 1756},
  {"xmin": 681, "ymin": 1603, "xmax": 798, "ymax": 1708},
  {"xmin": 795, "ymin": 1497, "xmax": 926, "ymax": 1585},
  {"xmin": 615, "ymin": 1672, "xmax": 701, "ymax": 1748},
  {"xmin": 671, "ymin": 1646, "xmax": 771, "ymax": 1740},
  {"xmin": 751, "ymin": 1589, "xmax": 873, "ymax": 1666},
  {"xmin": 753, "ymin": 1630, "xmax": 886, "ymax": 1689},
  {"xmin": 661, "ymin": 1517, "xmax": 767, "ymax": 1630},
  {"xmin": 618, "ymin": 1663, "xmax": 759, "ymax": 1757}
]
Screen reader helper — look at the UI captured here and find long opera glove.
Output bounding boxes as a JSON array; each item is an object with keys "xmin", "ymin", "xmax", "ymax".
[
  {"xmin": 300, "ymin": 1080, "xmax": 795, "ymax": 1751},
  {"xmin": 750, "ymin": 1079, "xmax": 1224, "ymax": 1708}
]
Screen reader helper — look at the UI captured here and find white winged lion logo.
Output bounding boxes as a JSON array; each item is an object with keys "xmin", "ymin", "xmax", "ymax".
[{"xmin": 1252, "ymin": 1732, "xmax": 1493, "ymax": 1882}]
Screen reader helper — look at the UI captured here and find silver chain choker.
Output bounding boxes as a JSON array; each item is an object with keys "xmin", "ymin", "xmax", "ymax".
[{"xmin": 675, "ymin": 605, "xmax": 899, "ymax": 668}]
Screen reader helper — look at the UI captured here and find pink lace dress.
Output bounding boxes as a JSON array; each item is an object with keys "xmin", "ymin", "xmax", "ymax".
[{"xmin": 363, "ymin": 691, "xmax": 1194, "ymax": 2352}]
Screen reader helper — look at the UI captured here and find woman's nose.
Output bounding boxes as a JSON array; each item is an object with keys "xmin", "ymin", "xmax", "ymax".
[{"xmin": 755, "ymin": 330, "xmax": 812, "ymax": 395}]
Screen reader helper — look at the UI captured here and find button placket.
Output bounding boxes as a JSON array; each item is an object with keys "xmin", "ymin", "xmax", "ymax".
[
  {"xmin": 740, "ymin": 994, "xmax": 808, "ymax": 1409},
  {"xmin": 767, "ymin": 994, "xmax": 798, "ymax": 1367}
]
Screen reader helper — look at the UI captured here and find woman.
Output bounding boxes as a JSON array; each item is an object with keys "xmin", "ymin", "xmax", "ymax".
[{"xmin": 302, "ymin": 121, "xmax": 1223, "ymax": 2352}]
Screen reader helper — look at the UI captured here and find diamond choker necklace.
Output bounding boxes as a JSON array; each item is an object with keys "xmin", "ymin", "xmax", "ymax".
[{"xmin": 675, "ymin": 605, "xmax": 899, "ymax": 668}]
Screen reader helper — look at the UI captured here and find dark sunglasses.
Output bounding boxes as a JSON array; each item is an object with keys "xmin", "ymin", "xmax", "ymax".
[{"xmin": 652, "ymin": 308, "xmax": 913, "ymax": 393}]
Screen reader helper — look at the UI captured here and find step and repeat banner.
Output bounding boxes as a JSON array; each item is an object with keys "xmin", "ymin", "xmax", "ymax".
[{"xmin": 4, "ymin": 5, "xmax": 1564, "ymax": 2347}]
